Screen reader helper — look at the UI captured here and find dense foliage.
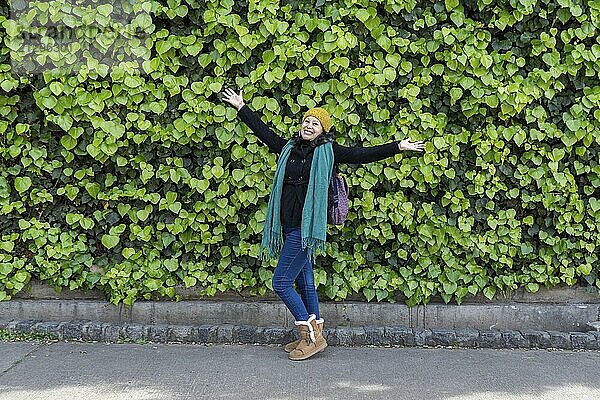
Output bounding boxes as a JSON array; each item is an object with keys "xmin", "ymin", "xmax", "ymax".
[{"xmin": 1, "ymin": 0, "xmax": 599, "ymax": 305}]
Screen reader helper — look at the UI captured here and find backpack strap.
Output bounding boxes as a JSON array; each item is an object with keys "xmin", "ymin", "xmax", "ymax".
[{"xmin": 330, "ymin": 163, "xmax": 339, "ymax": 207}]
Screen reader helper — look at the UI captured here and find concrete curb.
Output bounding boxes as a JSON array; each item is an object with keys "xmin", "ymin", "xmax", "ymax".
[
  {"xmin": 2, "ymin": 299, "xmax": 599, "ymax": 332},
  {"xmin": 2, "ymin": 319, "xmax": 600, "ymax": 350}
]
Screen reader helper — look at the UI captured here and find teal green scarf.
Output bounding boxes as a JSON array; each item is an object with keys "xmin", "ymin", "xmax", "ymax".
[{"xmin": 260, "ymin": 138, "xmax": 334, "ymax": 263}]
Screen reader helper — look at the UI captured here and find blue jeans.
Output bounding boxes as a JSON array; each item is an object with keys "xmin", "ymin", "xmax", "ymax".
[{"xmin": 272, "ymin": 226, "xmax": 320, "ymax": 322}]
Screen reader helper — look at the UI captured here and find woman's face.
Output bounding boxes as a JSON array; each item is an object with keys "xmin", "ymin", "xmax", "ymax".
[{"xmin": 300, "ymin": 116, "xmax": 324, "ymax": 141}]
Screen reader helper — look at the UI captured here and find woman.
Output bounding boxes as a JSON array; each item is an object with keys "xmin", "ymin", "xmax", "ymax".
[{"xmin": 221, "ymin": 88, "xmax": 425, "ymax": 360}]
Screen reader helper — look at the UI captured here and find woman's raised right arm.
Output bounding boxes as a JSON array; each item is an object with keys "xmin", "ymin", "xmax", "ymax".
[{"xmin": 221, "ymin": 88, "xmax": 286, "ymax": 154}]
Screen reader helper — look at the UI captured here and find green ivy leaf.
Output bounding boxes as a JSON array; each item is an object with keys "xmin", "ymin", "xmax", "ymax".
[
  {"xmin": 0, "ymin": 241, "xmax": 14, "ymax": 252},
  {"xmin": 212, "ymin": 165, "xmax": 224, "ymax": 179},
  {"xmin": 445, "ymin": 0, "xmax": 459, "ymax": 11},
  {"xmin": 348, "ymin": 114, "xmax": 360, "ymax": 125},
  {"xmin": 483, "ymin": 286, "xmax": 496, "ymax": 300},
  {"xmin": 525, "ymin": 283, "xmax": 539, "ymax": 293},
  {"xmin": 122, "ymin": 248, "xmax": 136, "ymax": 259},
  {"xmin": 355, "ymin": 9, "xmax": 370, "ymax": 23},
  {"xmin": 164, "ymin": 259, "xmax": 179, "ymax": 272},
  {"xmin": 443, "ymin": 281, "xmax": 458, "ymax": 294},
  {"xmin": 450, "ymin": 11, "xmax": 464, "ymax": 27},
  {"xmin": 101, "ymin": 234, "xmax": 120, "ymax": 249},
  {"xmin": 14, "ymin": 177, "xmax": 32, "ymax": 193},
  {"xmin": 450, "ymin": 87, "xmax": 463, "ymax": 103},
  {"xmin": 137, "ymin": 208, "xmax": 150, "ymax": 222},
  {"xmin": 61, "ymin": 135, "xmax": 77, "ymax": 150},
  {"xmin": 183, "ymin": 276, "xmax": 197, "ymax": 287},
  {"xmin": 363, "ymin": 288, "xmax": 375, "ymax": 301}
]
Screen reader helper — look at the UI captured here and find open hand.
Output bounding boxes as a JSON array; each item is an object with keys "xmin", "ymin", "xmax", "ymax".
[
  {"xmin": 399, "ymin": 139, "xmax": 425, "ymax": 152},
  {"xmin": 221, "ymin": 88, "xmax": 245, "ymax": 111}
]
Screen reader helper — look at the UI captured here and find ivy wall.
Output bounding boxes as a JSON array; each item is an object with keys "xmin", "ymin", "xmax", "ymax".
[{"xmin": 0, "ymin": 0, "xmax": 599, "ymax": 305}]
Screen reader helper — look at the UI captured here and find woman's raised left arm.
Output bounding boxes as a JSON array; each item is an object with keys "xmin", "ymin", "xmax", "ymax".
[{"xmin": 334, "ymin": 139, "xmax": 425, "ymax": 164}]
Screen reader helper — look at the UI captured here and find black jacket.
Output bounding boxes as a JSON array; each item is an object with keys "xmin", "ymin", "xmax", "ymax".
[{"xmin": 238, "ymin": 105, "xmax": 402, "ymax": 227}]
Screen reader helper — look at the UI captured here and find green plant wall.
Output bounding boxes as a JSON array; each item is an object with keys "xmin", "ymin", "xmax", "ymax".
[{"xmin": 1, "ymin": 0, "xmax": 599, "ymax": 305}]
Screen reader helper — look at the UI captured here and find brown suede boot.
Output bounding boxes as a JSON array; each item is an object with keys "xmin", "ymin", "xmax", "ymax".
[
  {"xmin": 289, "ymin": 315, "xmax": 327, "ymax": 361},
  {"xmin": 284, "ymin": 314, "xmax": 325, "ymax": 353},
  {"xmin": 311, "ymin": 317, "xmax": 327, "ymax": 350}
]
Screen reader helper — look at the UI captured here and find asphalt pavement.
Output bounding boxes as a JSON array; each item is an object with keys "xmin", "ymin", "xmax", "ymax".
[{"xmin": 1, "ymin": 340, "xmax": 599, "ymax": 400}]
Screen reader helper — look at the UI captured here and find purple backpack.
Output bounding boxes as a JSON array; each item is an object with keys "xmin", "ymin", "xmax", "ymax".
[{"xmin": 328, "ymin": 164, "xmax": 349, "ymax": 225}]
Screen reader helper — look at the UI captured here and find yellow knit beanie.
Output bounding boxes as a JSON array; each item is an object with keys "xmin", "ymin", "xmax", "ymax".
[{"xmin": 303, "ymin": 107, "xmax": 332, "ymax": 133}]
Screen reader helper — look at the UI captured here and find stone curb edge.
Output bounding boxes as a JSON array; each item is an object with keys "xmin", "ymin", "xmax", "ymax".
[{"xmin": 2, "ymin": 319, "xmax": 600, "ymax": 350}]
